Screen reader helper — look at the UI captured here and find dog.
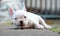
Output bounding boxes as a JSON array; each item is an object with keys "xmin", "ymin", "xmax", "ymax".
[{"xmin": 12, "ymin": 10, "xmax": 52, "ymax": 29}]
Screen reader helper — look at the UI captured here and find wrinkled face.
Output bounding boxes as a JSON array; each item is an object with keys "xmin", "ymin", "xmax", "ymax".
[{"xmin": 14, "ymin": 14, "xmax": 28, "ymax": 27}]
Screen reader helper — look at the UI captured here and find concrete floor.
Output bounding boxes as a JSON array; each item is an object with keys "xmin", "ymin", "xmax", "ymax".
[{"xmin": 0, "ymin": 28, "xmax": 60, "ymax": 36}]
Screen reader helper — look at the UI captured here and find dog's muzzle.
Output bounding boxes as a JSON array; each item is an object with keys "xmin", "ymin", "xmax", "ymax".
[
  {"xmin": 19, "ymin": 21, "xmax": 25, "ymax": 29},
  {"xmin": 19, "ymin": 21, "xmax": 24, "ymax": 26}
]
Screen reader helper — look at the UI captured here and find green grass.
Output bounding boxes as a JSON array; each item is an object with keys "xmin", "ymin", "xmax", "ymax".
[
  {"xmin": 4, "ymin": 20, "xmax": 13, "ymax": 26},
  {"xmin": 49, "ymin": 24, "xmax": 60, "ymax": 32},
  {"xmin": 50, "ymin": 28, "xmax": 60, "ymax": 32}
]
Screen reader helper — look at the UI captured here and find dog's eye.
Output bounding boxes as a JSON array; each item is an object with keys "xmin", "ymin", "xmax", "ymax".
[
  {"xmin": 15, "ymin": 18, "xmax": 17, "ymax": 20},
  {"xmin": 24, "ymin": 16, "xmax": 26, "ymax": 18}
]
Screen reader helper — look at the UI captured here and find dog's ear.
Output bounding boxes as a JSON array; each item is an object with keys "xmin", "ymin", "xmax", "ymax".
[{"xmin": 8, "ymin": 8, "xmax": 15, "ymax": 16}]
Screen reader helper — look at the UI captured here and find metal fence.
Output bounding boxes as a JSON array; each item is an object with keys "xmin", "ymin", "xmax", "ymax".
[{"xmin": 25, "ymin": 0, "xmax": 60, "ymax": 19}]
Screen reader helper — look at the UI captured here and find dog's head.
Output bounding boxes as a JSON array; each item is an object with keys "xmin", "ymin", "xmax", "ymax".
[
  {"xmin": 12, "ymin": 10, "xmax": 34, "ymax": 29},
  {"xmin": 14, "ymin": 14, "xmax": 28, "ymax": 27},
  {"xmin": 12, "ymin": 10, "xmax": 27, "ymax": 26}
]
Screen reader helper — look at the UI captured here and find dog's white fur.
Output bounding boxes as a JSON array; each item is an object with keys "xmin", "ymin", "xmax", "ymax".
[{"xmin": 12, "ymin": 10, "xmax": 52, "ymax": 29}]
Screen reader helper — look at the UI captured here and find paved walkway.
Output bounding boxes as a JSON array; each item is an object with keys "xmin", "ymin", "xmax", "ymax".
[{"xmin": 0, "ymin": 28, "xmax": 60, "ymax": 36}]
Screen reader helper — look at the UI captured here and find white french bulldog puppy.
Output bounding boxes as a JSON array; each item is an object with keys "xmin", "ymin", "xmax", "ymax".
[{"xmin": 12, "ymin": 10, "xmax": 52, "ymax": 29}]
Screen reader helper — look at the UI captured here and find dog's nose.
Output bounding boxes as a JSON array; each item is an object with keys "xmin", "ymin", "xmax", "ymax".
[
  {"xmin": 20, "ymin": 21, "xmax": 23, "ymax": 24},
  {"xmin": 19, "ymin": 21, "xmax": 23, "ymax": 26}
]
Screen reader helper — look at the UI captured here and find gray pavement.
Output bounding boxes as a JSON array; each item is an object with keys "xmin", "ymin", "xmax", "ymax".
[{"xmin": 0, "ymin": 28, "xmax": 60, "ymax": 36}]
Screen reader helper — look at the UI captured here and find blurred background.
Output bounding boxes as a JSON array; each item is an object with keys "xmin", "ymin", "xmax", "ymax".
[{"xmin": 24, "ymin": 0, "xmax": 60, "ymax": 24}]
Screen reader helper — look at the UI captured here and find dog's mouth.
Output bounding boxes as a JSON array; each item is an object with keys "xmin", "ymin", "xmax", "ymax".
[
  {"xmin": 20, "ymin": 25, "xmax": 25, "ymax": 29},
  {"xmin": 20, "ymin": 23, "xmax": 24, "ymax": 26},
  {"xmin": 19, "ymin": 23, "xmax": 24, "ymax": 29},
  {"xmin": 19, "ymin": 23, "xmax": 24, "ymax": 27}
]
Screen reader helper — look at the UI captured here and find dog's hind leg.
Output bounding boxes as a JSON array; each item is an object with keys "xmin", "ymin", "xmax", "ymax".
[
  {"xmin": 38, "ymin": 16, "xmax": 52, "ymax": 29},
  {"xmin": 33, "ymin": 22, "xmax": 44, "ymax": 29}
]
